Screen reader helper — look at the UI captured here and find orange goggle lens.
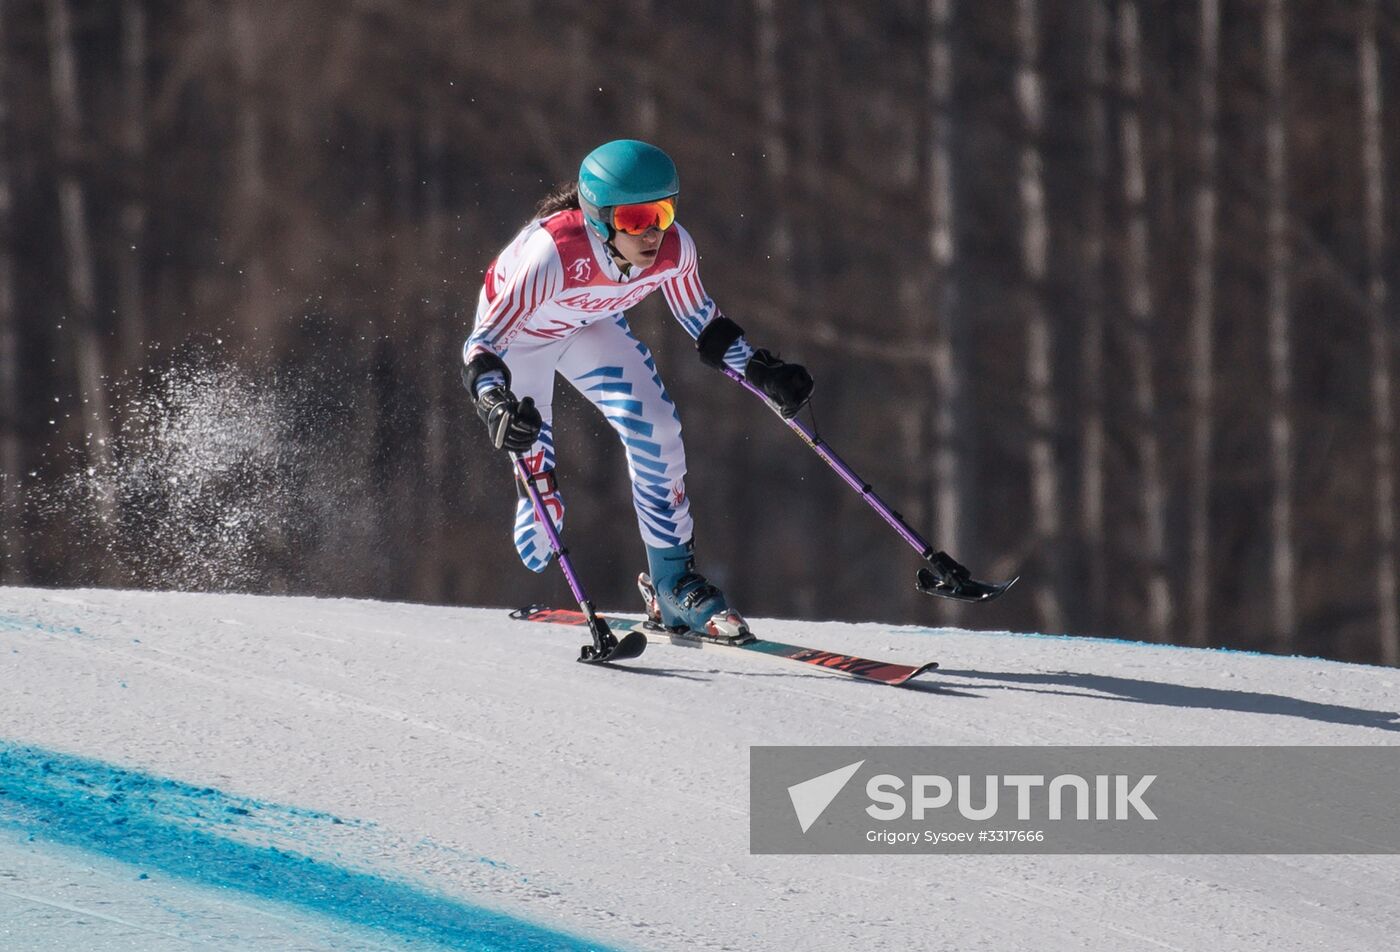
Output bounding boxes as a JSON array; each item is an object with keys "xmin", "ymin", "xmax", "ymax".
[{"xmin": 611, "ymin": 197, "xmax": 676, "ymax": 235}]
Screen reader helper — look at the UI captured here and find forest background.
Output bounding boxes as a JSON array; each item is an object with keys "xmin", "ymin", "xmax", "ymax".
[{"xmin": 3, "ymin": 0, "xmax": 1399, "ymax": 665}]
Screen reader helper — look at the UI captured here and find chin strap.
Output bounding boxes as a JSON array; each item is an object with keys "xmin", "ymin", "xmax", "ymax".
[
  {"xmin": 607, "ymin": 247, "xmax": 633, "ymax": 275},
  {"xmin": 598, "ymin": 231, "xmax": 634, "ymax": 275}
]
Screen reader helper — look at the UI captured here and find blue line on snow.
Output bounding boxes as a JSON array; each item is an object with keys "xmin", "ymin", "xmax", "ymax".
[
  {"xmin": 0, "ymin": 615, "xmax": 84, "ymax": 636},
  {"xmin": 0, "ymin": 742, "xmax": 618, "ymax": 952}
]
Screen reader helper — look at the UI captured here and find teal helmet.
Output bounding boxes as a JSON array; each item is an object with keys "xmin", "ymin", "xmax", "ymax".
[{"xmin": 578, "ymin": 139, "xmax": 679, "ymax": 239}]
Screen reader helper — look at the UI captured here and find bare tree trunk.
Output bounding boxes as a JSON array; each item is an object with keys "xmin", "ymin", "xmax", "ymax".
[
  {"xmin": 1080, "ymin": 0, "xmax": 1109, "ymax": 632},
  {"xmin": 567, "ymin": 24, "xmax": 591, "ymax": 141},
  {"xmin": 755, "ymin": 0, "xmax": 815, "ymax": 613},
  {"xmin": 46, "ymin": 0, "xmax": 116, "ymax": 536},
  {"xmin": 1016, "ymin": 0, "xmax": 1063, "ymax": 632},
  {"xmin": 928, "ymin": 0, "xmax": 968, "ymax": 624},
  {"xmin": 420, "ymin": 109, "xmax": 449, "ymax": 603},
  {"xmin": 0, "ymin": 0, "xmax": 20, "ymax": 583},
  {"xmin": 377, "ymin": 126, "xmax": 417, "ymax": 598},
  {"xmin": 1118, "ymin": 1, "xmax": 1171, "ymax": 640},
  {"xmin": 1360, "ymin": 0, "xmax": 1398, "ymax": 665},
  {"xmin": 754, "ymin": 0, "xmax": 793, "ymax": 260},
  {"xmin": 632, "ymin": 0, "xmax": 657, "ymax": 138},
  {"xmin": 230, "ymin": 0, "xmax": 273, "ymax": 346},
  {"xmin": 118, "ymin": 0, "xmax": 147, "ymax": 370},
  {"xmin": 1264, "ymin": 0, "xmax": 1296, "ymax": 649},
  {"xmin": 1187, "ymin": 0, "xmax": 1220, "ymax": 646}
]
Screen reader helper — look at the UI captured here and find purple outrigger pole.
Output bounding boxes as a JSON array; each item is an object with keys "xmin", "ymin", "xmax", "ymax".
[
  {"xmin": 720, "ymin": 367, "xmax": 1017, "ymax": 602},
  {"xmin": 512, "ymin": 454, "xmax": 646, "ymax": 661}
]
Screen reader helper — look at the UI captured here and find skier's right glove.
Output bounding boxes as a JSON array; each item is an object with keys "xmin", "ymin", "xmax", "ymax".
[
  {"xmin": 745, "ymin": 349, "xmax": 814, "ymax": 418},
  {"xmin": 475, "ymin": 387, "xmax": 543, "ymax": 454}
]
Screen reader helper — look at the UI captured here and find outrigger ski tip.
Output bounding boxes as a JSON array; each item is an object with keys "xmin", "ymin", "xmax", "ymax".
[
  {"xmin": 578, "ymin": 627, "xmax": 648, "ymax": 663},
  {"xmin": 915, "ymin": 567, "xmax": 1019, "ymax": 603},
  {"xmin": 912, "ymin": 550, "xmax": 1018, "ymax": 603}
]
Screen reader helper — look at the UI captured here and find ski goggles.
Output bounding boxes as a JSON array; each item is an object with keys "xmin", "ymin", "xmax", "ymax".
[{"xmin": 609, "ymin": 197, "xmax": 677, "ymax": 235}]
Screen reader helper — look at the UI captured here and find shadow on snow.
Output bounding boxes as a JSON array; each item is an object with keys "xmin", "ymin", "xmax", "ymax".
[{"xmin": 927, "ymin": 669, "xmax": 1400, "ymax": 732}]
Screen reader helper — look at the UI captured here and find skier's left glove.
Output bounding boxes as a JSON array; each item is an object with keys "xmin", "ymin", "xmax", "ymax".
[
  {"xmin": 745, "ymin": 349, "xmax": 814, "ymax": 418},
  {"xmin": 464, "ymin": 351, "xmax": 542, "ymax": 454},
  {"xmin": 475, "ymin": 388, "xmax": 543, "ymax": 454}
]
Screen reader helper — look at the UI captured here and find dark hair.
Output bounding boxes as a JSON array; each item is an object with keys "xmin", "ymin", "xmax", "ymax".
[{"xmin": 535, "ymin": 181, "xmax": 581, "ymax": 219}]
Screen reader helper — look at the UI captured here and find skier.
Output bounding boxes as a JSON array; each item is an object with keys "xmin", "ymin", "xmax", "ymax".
[{"xmin": 463, "ymin": 139, "xmax": 813, "ymax": 636}]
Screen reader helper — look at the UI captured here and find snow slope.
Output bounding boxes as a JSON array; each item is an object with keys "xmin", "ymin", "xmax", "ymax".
[{"xmin": 2, "ymin": 587, "xmax": 1398, "ymax": 951}]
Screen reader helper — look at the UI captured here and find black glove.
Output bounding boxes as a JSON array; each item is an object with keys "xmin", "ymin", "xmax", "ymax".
[
  {"xmin": 745, "ymin": 349, "xmax": 814, "ymax": 418},
  {"xmin": 475, "ymin": 387, "xmax": 543, "ymax": 454}
]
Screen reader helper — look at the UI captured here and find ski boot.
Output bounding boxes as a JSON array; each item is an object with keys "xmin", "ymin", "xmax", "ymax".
[{"xmin": 637, "ymin": 542, "xmax": 751, "ymax": 643}]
